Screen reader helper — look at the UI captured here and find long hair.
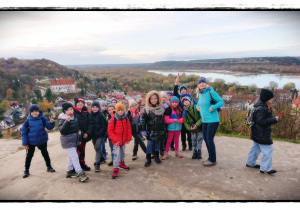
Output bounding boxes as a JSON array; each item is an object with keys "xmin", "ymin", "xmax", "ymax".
[{"xmin": 266, "ymin": 101, "xmax": 273, "ymax": 112}]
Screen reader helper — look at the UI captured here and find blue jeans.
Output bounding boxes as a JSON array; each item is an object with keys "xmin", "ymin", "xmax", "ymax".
[
  {"xmin": 108, "ymin": 138, "xmax": 114, "ymax": 160},
  {"xmin": 101, "ymin": 137, "xmax": 107, "ymax": 159},
  {"xmin": 146, "ymin": 140, "xmax": 160, "ymax": 154},
  {"xmin": 202, "ymin": 122, "xmax": 219, "ymax": 162},
  {"xmin": 246, "ymin": 141, "xmax": 273, "ymax": 172}
]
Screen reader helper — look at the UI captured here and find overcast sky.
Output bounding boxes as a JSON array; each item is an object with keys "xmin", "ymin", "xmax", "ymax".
[{"xmin": 0, "ymin": 11, "xmax": 300, "ymax": 65}]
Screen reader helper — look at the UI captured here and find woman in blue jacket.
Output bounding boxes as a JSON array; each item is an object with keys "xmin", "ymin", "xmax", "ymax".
[{"xmin": 196, "ymin": 77, "xmax": 224, "ymax": 166}]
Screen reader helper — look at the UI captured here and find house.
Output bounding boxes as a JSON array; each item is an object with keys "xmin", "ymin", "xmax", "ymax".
[
  {"xmin": 50, "ymin": 79, "xmax": 76, "ymax": 93},
  {"xmin": 0, "ymin": 118, "xmax": 15, "ymax": 130},
  {"xmin": 9, "ymin": 101, "xmax": 19, "ymax": 108},
  {"xmin": 274, "ymin": 89, "xmax": 292, "ymax": 102},
  {"xmin": 222, "ymin": 91, "xmax": 237, "ymax": 102},
  {"xmin": 3, "ymin": 108, "xmax": 14, "ymax": 118}
]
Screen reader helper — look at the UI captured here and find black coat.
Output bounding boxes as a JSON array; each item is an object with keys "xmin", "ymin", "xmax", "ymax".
[
  {"xmin": 59, "ymin": 117, "xmax": 80, "ymax": 148},
  {"xmin": 91, "ymin": 110, "xmax": 107, "ymax": 139},
  {"xmin": 127, "ymin": 110, "xmax": 140, "ymax": 135},
  {"xmin": 73, "ymin": 106, "xmax": 93, "ymax": 143},
  {"xmin": 251, "ymin": 99, "xmax": 278, "ymax": 145}
]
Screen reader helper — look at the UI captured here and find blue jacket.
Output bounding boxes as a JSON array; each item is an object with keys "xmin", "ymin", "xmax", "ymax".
[
  {"xmin": 164, "ymin": 107, "xmax": 184, "ymax": 131},
  {"xmin": 21, "ymin": 112, "xmax": 55, "ymax": 146},
  {"xmin": 196, "ymin": 86, "xmax": 224, "ymax": 123}
]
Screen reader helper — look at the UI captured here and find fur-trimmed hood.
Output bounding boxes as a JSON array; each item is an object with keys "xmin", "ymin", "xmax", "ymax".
[{"xmin": 146, "ymin": 90, "xmax": 163, "ymax": 107}]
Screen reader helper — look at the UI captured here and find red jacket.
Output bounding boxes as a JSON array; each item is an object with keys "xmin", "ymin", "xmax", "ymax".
[{"xmin": 107, "ymin": 117, "xmax": 132, "ymax": 146}]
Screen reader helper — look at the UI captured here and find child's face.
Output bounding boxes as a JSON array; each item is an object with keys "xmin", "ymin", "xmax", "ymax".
[
  {"xmin": 65, "ymin": 107, "xmax": 74, "ymax": 116},
  {"xmin": 141, "ymin": 100, "xmax": 145, "ymax": 106},
  {"xmin": 76, "ymin": 101, "xmax": 84, "ymax": 109},
  {"xmin": 92, "ymin": 106, "xmax": 99, "ymax": 113},
  {"xmin": 183, "ymin": 100, "xmax": 191, "ymax": 108},
  {"xmin": 162, "ymin": 96, "xmax": 167, "ymax": 103},
  {"xmin": 117, "ymin": 110, "xmax": 124, "ymax": 116},
  {"xmin": 108, "ymin": 107, "xmax": 115, "ymax": 114},
  {"xmin": 131, "ymin": 104, "xmax": 137, "ymax": 111},
  {"xmin": 150, "ymin": 95, "xmax": 158, "ymax": 106},
  {"xmin": 112, "ymin": 101, "xmax": 117, "ymax": 105},
  {"xmin": 167, "ymin": 94, "xmax": 172, "ymax": 101},
  {"xmin": 171, "ymin": 102, "xmax": 179, "ymax": 108},
  {"xmin": 101, "ymin": 105, "xmax": 107, "ymax": 111},
  {"xmin": 181, "ymin": 88, "xmax": 187, "ymax": 95},
  {"xmin": 30, "ymin": 110, "xmax": 39, "ymax": 118}
]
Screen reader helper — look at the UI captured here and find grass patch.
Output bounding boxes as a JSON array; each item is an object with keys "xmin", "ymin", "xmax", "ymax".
[{"xmin": 217, "ymin": 133, "xmax": 300, "ymax": 144}]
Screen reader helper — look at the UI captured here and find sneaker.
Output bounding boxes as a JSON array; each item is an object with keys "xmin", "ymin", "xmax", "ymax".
[
  {"xmin": 112, "ymin": 168, "xmax": 119, "ymax": 179},
  {"xmin": 23, "ymin": 170, "xmax": 30, "ymax": 178},
  {"xmin": 47, "ymin": 167, "xmax": 56, "ymax": 172},
  {"xmin": 246, "ymin": 164, "xmax": 260, "ymax": 168},
  {"xmin": 66, "ymin": 170, "xmax": 79, "ymax": 178},
  {"xmin": 119, "ymin": 161, "xmax": 130, "ymax": 170},
  {"xmin": 260, "ymin": 169, "xmax": 277, "ymax": 174},
  {"xmin": 78, "ymin": 171, "xmax": 89, "ymax": 182},
  {"xmin": 81, "ymin": 165, "xmax": 91, "ymax": 171},
  {"xmin": 108, "ymin": 160, "xmax": 113, "ymax": 166},
  {"xmin": 132, "ymin": 155, "xmax": 138, "ymax": 161},
  {"xmin": 203, "ymin": 160, "xmax": 216, "ymax": 166},
  {"xmin": 94, "ymin": 164, "xmax": 100, "ymax": 172}
]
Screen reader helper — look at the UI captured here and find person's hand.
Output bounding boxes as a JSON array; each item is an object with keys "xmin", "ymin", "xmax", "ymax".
[
  {"xmin": 175, "ymin": 73, "xmax": 180, "ymax": 85},
  {"xmin": 24, "ymin": 145, "xmax": 29, "ymax": 150},
  {"xmin": 275, "ymin": 116, "xmax": 279, "ymax": 121},
  {"xmin": 196, "ymin": 106, "xmax": 200, "ymax": 112},
  {"xmin": 174, "ymin": 119, "xmax": 179, "ymax": 123},
  {"xmin": 83, "ymin": 133, "xmax": 88, "ymax": 139},
  {"xmin": 190, "ymin": 125, "xmax": 197, "ymax": 130},
  {"xmin": 141, "ymin": 131, "xmax": 147, "ymax": 138},
  {"xmin": 209, "ymin": 107, "xmax": 213, "ymax": 112},
  {"xmin": 49, "ymin": 116, "xmax": 54, "ymax": 123},
  {"xmin": 114, "ymin": 141, "xmax": 119, "ymax": 146},
  {"xmin": 66, "ymin": 115, "xmax": 71, "ymax": 121},
  {"xmin": 162, "ymin": 103, "xmax": 169, "ymax": 109}
]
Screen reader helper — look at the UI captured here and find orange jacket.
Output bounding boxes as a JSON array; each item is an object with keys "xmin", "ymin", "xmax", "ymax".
[{"xmin": 107, "ymin": 117, "xmax": 132, "ymax": 146}]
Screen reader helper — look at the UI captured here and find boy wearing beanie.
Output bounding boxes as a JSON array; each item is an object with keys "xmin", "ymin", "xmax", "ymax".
[
  {"xmin": 21, "ymin": 104, "xmax": 56, "ymax": 178},
  {"xmin": 246, "ymin": 89, "xmax": 279, "ymax": 174},
  {"xmin": 107, "ymin": 103, "xmax": 132, "ymax": 179},
  {"xmin": 59, "ymin": 102, "xmax": 89, "ymax": 182},
  {"xmin": 91, "ymin": 101, "xmax": 107, "ymax": 172}
]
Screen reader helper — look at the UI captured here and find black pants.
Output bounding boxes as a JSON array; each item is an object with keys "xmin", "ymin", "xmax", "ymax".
[
  {"xmin": 181, "ymin": 125, "xmax": 192, "ymax": 149},
  {"xmin": 133, "ymin": 134, "xmax": 147, "ymax": 156},
  {"xmin": 25, "ymin": 142, "xmax": 51, "ymax": 170}
]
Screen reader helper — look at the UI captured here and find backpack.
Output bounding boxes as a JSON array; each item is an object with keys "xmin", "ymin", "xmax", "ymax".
[
  {"xmin": 244, "ymin": 107, "xmax": 257, "ymax": 128},
  {"xmin": 208, "ymin": 88, "xmax": 222, "ymax": 112}
]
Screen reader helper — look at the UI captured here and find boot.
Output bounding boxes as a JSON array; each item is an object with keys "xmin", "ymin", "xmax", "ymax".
[
  {"xmin": 119, "ymin": 161, "xmax": 130, "ymax": 170},
  {"xmin": 145, "ymin": 154, "xmax": 151, "ymax": 167},
  {"xmin": 81, "ymin": 164, "xmax": 91, "ymax": 171},
  {"xmin": 175, "ymin": 150, "xmax": 183, "ymax": 158},
  {"xmin": 78, "ymin": 171, "xmax": 89, "ymax": 182},
  {"xmin": 47, "ymin": 166, "xmax": 55, "ymax": 172},
  {"xmin": 162, "ymin": 151, "xmax": 169, "ymax": 160},
  {"xmin": 197, "ymin": 149, "xmax": 202, "ymax": 159},
  {"xmin": 154, "ymin": 151, "xmax": 161, "ymax": 164},
  {"xmin": 192, "ymin": 150, "xmax": 197, "ymax": 159},
  {"xmin": 23, "ymin": 169, "xmax": 30, "ymax": 178},
  {"xmin": 94, "ymin": 162, "xmax": 100, "ymax": 172},
  {"xmin": 112, "ymin": 168, "xmax": 119, "ymax": 179}
]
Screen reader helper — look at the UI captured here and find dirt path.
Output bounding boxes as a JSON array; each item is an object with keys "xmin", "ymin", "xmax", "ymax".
[{"xmin": 0, "ymin": 132, "xmax": 300, "ymax": 200}]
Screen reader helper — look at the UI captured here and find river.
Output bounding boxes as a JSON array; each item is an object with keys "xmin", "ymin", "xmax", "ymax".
[{"xmin": 148, "ymin": 70, "xmax": 300, "ymax": 89}]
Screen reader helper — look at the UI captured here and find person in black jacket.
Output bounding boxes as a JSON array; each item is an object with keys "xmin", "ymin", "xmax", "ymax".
[
  {"xmin": 246, "ymin": 89, "xmax": 279, "ymax": 174},
  {"xmin": 73, "ymin": 97, "xmax": 94, "ymax": 171},
  {"xmin": 59, "ymin": 102, "xmax": 89, "ymax": 182},
  {"xmin": 91, "ymin": 101, "xmax": 107, "ymax": 172}
]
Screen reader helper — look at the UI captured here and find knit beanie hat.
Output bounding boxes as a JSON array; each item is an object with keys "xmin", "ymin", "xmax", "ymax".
[
  {"xmin": 91, "ymin": 101, "xmax": 101, "ymax": 110},
  {"xmin": 107, "ymin": 104, "xmax": 115, "ymax": 109},
  {"xmin": 128, "ymin": 99, "xmax": 137, "ymax": 108},
  {"xmin": 170, "ymin": 96, "xmax": 179, "ymax": 104},
  {"xmin": 62, "ymin": 102, "xmax": 73, "ymax": 113},
  {"xmin": 159, "ymin": 91, "xmax": 167, "ymax": 98},
  {"xmin": 197, "ymin": 77, "xmax": 207, "ymax": 84},
  {"xmin": 100, "ymin": 101, "xmax": 107, "ymax": 107},
  {"xmin": 74, "ymin": 97, "xmax": 85, "ymax": 106},
  {"xmin": 115, "ymin": 102, "xmax": 125, "ymax": 112},
  {"xmin": 179, "ymin": 85, "xmax": 187, "ymax": 92},
  {"xmin": 166, "ymin": 91, "xmax": 173, "ymax": 96},
  {"xmin": 29, "ymin": 104, "xmax": 40, "ymax": 113},
  {"xmin": 181, "ymin": 96, "xmax": 191, "ymax": 104},
  {"xmin": 260, "ymin": 89, "xmax": 274, "ymax": 103},
  {"xmin": 111, "ymin": 98, "xmax": 118, "ymax": 103}
]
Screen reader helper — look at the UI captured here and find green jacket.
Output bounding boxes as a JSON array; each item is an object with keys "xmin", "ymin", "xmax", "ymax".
[{"xmin": 183, "ymin": 102, "xmax": 202, "ymax": 133}]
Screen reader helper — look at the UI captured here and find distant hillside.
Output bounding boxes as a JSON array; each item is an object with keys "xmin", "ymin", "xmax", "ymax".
[{"xmin": 150, "ymin": 57, "xmax": 300, "ymax": 73}]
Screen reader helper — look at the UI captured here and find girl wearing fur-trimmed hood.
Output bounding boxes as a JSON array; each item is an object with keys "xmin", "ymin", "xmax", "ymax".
[{"xmin": 141, "ymin": 90, "xmax": 166, "ymax": 167}]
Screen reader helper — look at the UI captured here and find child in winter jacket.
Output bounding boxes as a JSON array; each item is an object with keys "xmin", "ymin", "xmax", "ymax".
[
  {"xmin": 127, "ymin": 99, "xmax": 147, "ymax": 160},
  {"xmin": 106, "ymin": 103, "xmax": 115, "ymax": 166},
  {"xmin": 162, "ymin": 96, "xmax": 184, "ymax": 159},
  {"xmin": 181, "ymin": 97, "xmax": 203, "ymax": 159},
  {"xmin": 246, "ymin": 89, "xmax": 279, "ymax": 174},
  {"xmin": 21, "ymin": 104, "xmax": 55, "ymax": 178},
  {"xmin": 141, "ymin": 91, "xmax": 167, "ymax": 167},
  {"xmin": 107, "ymin": 103, "xmax": 132, "ymax": 179},
  {"xmin": 58, "ymin": 103, "xmax": 89, "ymax": 182},
  {"xmin": 100, "ymin": 101, "xmax": 109, "ymax": 162},
  {"xmin": 91, "ymin": 101, "xmax": 107, "ymax": 172}
]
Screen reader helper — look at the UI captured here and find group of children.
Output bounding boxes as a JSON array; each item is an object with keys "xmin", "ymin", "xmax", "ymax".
[{"xmin": 21, "ymin": 75, "xmax": 279, "ymax": 182}]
